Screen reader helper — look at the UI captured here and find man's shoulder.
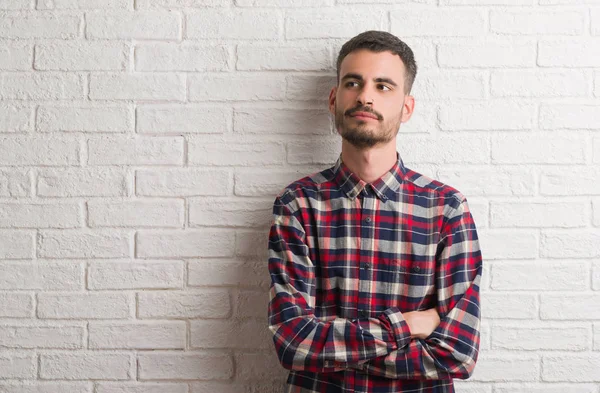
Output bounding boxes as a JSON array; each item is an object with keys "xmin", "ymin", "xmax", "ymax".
[
  {"xmin": 403, "ymin": 166, "xmax": 466, "ymax": 209},
  {"xmin": 274, "ymin": 165, "xmax": 335, "ymax": 206}
]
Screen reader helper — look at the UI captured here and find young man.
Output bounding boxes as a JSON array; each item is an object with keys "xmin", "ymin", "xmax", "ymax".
[{"xmin": 267, "ymin": 31, "xmax": 482, "ymax": 393}]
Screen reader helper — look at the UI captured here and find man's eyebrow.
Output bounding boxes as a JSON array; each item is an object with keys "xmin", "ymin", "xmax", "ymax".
[{"xmin": 340, "ymin": 73, "xmax": 398, "ymax": 87}]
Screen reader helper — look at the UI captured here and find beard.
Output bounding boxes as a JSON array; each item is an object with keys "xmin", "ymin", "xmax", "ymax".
[{"xmin": 334, "ymin": 103, "xmax": 403, "ymax": 149}]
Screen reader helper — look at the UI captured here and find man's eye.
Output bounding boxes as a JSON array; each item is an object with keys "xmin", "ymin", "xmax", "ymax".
[
  {"xmin": 378, "ymin": 85, "xmax": 391, "ymax": 91},
  {"xmin": 345, "ymin": 81, "xmax": 359, "ymax": 88}
]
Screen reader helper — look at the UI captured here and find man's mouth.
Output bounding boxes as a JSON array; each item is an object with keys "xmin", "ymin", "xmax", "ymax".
[{"xmin": 350, "ymin": 111, "xmax": 379, "ymax": 120}]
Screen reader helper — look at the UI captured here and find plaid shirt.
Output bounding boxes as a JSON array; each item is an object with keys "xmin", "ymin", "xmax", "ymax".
[{"xmin": 267, "ymin": 152, "xmax": 482, "ymax": 393}]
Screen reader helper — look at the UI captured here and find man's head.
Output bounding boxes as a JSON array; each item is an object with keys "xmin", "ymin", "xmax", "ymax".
[{"xmin": 329, "ymin": 31, "xmax": 417, "ymax": 150}]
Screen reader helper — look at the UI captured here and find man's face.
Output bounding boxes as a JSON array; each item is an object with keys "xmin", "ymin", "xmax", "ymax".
[{"xmin": 329, "ymin": 49, "xmax": 414, "ymax": 149}]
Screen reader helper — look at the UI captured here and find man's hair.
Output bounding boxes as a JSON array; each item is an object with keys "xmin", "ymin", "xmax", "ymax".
[{"xmin": 336, "ymin": 30, "xmax": 417, "ymax": 94}]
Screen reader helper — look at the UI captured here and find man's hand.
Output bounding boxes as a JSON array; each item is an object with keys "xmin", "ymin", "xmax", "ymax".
[{"xmin": 403, "ymin": 308, "xmax": 440, "ymax": 339}]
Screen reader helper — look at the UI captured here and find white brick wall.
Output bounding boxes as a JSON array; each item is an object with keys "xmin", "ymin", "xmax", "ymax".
[{"xmin": 0, "ymin": 1, "xmax": 598, "ymax": 392}]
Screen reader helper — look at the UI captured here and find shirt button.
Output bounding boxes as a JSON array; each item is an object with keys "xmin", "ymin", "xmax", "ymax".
[
  {"xmin": 359, "ymin": 310, "xmax": 369, "ymax": 318},
  {"xmin": 363, "ymin": 263, "xmax": 371, "ymax": 269},
  {"xmin": 365, "ymin": 217, "xmax": 372, "ymax": 223},
  {"xmin": 412, "ymin": 266, "xmax": 421, "ymax": 273}
]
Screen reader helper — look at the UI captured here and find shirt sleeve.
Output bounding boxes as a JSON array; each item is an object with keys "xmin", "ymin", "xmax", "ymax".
[
  {"xmin": 355, "ymin": 198, "xmax": 482, "ymax": 380},
  {"xmin": 267, "ymin": 192, "xmax": 412, "ymax": 373}
]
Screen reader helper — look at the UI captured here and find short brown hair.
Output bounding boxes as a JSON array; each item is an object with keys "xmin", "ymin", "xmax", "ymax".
[{"xmin": 336, "ymin": 30, "xmax": 418, "ymax": 93}]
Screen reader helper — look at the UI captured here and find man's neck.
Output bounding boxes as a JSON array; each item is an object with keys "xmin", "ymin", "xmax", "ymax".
[{"xmin": 340, "ymin": 139, "xmax": 398, "ymax": 184}]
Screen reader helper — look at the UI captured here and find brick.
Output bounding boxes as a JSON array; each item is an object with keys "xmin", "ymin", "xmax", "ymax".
[
  {"xmin": 0, "ymin": 0, "xmax": 34, "ymax": 8},
  {"xmin": 235, "ymin": 230, "xmax": 269, "ymax": 258},
  {"xmin": 491, "ymin": 70, "xmax": 587, "ymax": 97},
  {"xmin": 541, "ymin": 230, "xmax": 600, "ymax": 258},
  {"xmin": 88, "ymin": 200, "xmax": 183, "ymax": 228},
  {"xmin": 40, "ymin": 353, "xmax": 132, "ymax": 380},
  {"xmin": 188, "ymin": 141, "xmax": 285, "ymax": 166},
  {"xmin": 494, "ymin": 384, "xmax": 597, "ymax": 393},
  {"xmin": 470, "ymin": 354, "xmax": 539, "ymax": 381},
  {"xmin": 595, "ymin": 323, "xmax": 600, "ymax": 350},
  {"xmin": 0, "ymin": 260, "xmax": 83, "ymax": 290},
  {"xmin": 235, "ymin": 351, "xmax": 284, "ymax": 381},
  {"xmin": 539, "ymin": 39, "xmax": 600, "ymax": 67},
  {"xmin": 136, "ymin": 230, "xmax": 234, "ymax": 258},
  {"xmin": 187, "ymin": 10, "xmax": 279, "ymax": 39},
  {"xmin": 413, "ymin": 71, "xmax": 485, "ymax": 100},
  {"xmin": 138, "ymin": 290, "xmax": 230, "ymax": 319},
  {"xmin": 189, "ymin": 198, "xmax": 270, "ymax": 228},
  {"xmin": 90, "ymin": 73, "xmax": 185, "ymax": 101},
  {"xmin": 38, "ymin": 230, "xmax": 131, "ymax": 259},
  {"xmin": 189, "ymin": 382, "xmax": 286, "ymax": 393},
  {"xmin": 399, "ymin": 38, "xmax": 437, "ymax": 71},
  {"xmin": 0, "ymin": 169, "xmax": 30, "ymax": 197},
  {"xmin": 36, "ymin": 105, "xmax": 134, "ymax": 133},
  {"xmin": 0, "ymin": 73, "xmax": 84, "ymax": 100},
  {"xmin": 391, "ymin": 9, "xmax": 485, "ymax": 37},
  {"xmin": 136, "ymin": 43, "xmax": 229, "ymax": 72},
  {"xmin": 234, "ymin": 168, "xmax": 314, "ymax": 197},
  {"xmin": 440, "ymin": 101, "xmax": 534, "ymax": 131},
  {"xmin": 286, "ymin": 138, "xmax": 339, "ymax": 165},
  {"xmin": 541, "ymin": 0, "xmax": 598, "ymax": 3},
  {"xmin": 593, "ymin": 9, "xmax": 600, "ymax": 36},
  {"xmin": 37, "ymin": 105, "xmax": 132, "ymax": 133},
  {"xmin": 87, "ymin": 11, "xmax": 180, "ymax": 40},
  {"xmin": 38, "ymin": 168, "xmax": 128, "ymax": 197},
  {"xmin": 88, "ymin": 260, "xmax": 184, "ymax": 290},
  {"xmin": 540, "ymin": 167, "xmax": 600, "ymax": 195},
  {"xmin": 190, "ymin": 319, "xmax": 270, "ymax": 349},
  {"xmin": 441, "ymin": 0, "xmax": 533, "ymax": 4},
  {"xmin": 237, "ymin": 0, "xmax": 331, "ymax": 5},
  {"xmin": 0, "ymin": 230, "xmax": 35, "ymax": 259},
  {"xmin": 0, "ymin": 42, "xmax": 32, "ymax": 70},
  {"xmin": 235, "ymin": 289, "xmax": 267, "ymax": 318},
  {"xmin": 89, "ymin": 321, "xmax": 185, "ymax": 349},
  {"xmin": 88, "ymin": 136, "xmax": 183, "ymax": 166},
  {"xmin": 400, "ymin": 101, "xmax": 436, "ymax": 134},
  {"xmin": 0, "ymin": 382, "xmax": 93, "ymax": 393},
  {"xmin": 97, "ymin": 383, "xmax": 187, "ymax": 393},
  {"xmin": 0, "ymin": 12, "xmax": 79, "ymax": 38},
  {"xmin": 398, "ymin": 135, "xmax": 489, "ymax": 164},
  {"xmin": 189, "ymin": 73, "xmax": 285, "ymax": 102},
  {"xmin": 466, "ymin": 198, "xmax": 489, "ymax": 229},
  {"xmin": 137, "ymin": 105, "xmax": 230, "ymax": 134},
  {"xmin": 137, "ymin": 0, "xmax": 229, "ymax": 7},
  {"xmin": 492, "ymin": 134, "xmax": 585, "ymax": 164},
  {"xmin": 594, "ymin": 200, "xmax": 600, "ymax": 227},
  {"xmin": 481, "ymin": 292, "xmax": 537, "ymax": 319},
  {"xmin": 287, "ymin": 9, "xmax": 381, "ymax": 39},
  {"xmin": 492, "ymin": 324, "xmax": 589, "ymax": 350},
  {"xmin": 491, "ymin": 202, "xmax": 587, "ymax": 228},
  {"xmin": 541, "ymin": 294, "xmax": 600, "ymax": 320},
  {"xmin": 136, "ymin": 169, "xmax": 230, "ymax": 197},
  {"xmin": 0, "ymin": 324, "xmax": 84, "ymax": 349},
  {"xmin": 138, "ymin": 352, "xmax": 233, "ymax": 380},
  {"xmin": 35, "ymin": 42, "xmax": 127, "ymax": 71},
  {"xmin": 38, "ymin": 292, "xmax": 131, "ymax": 319},
  {"xmin": 237, "ymin": 44, "xmax": 330, "ymax": 71},
  {"xmin": 234, "ymin": 107, "xmax": 330, "ymax": 135},
  {"xmin": 594, "ymin": 262, "xmax": 600, "ymax": 290},
  {"xmin": 438, "ymin": 40, "xmax": 535, "ymax": 68},
  {"xmin": 438, "ymin": 167, "xmax": 535, "ymax": 196},
  {"xmin": 491, "ymin": 10, "xmax": 584, "ymax": 35},
  {"xmin": 0, "ymin": 104, "xmax": 31, "ymax": 133},
  {"xmin": 38, "ymin": 0, "xmax": 130, "ymax": 8},
  {"xmin": 0, "ymin": 203, "xmax": 81, "ymax": 229},
  {"xmin": 0, "ymin": 292, "xmax": 34, "ymax": 317},
  {"xmin": 0, "ymin": 136, "xmax": 78, "ymax": 166},
  {"xmin": 0, "ymin": 353, "xmax": 36, "ymax": 378},
  {"xmin": 478, "ymin": 230, "xmax": 538, "ymax": 260},
  {"xmin": 188, "ymin": 259, "xmax": 268, "ymax": 287},
  {"xmin": 451, "ymin": 382, "xmax": 492, "ymax": 393},
  {"xmin": 595, "ymin": 137, "xmax": 600, "ymax": 163},
  {"xmin": 542, "ymin": 354, "xmax": 600, "ymax": 381},
  {"xmin": 492, "ymin": 261, "xmax": 588, "ymax": 291},
  {"xmin": 540, "ymin": 104, "xmax": 600, "ymax": 130},
  {"xmin": 286, "ymin": 74, "xmax": 335, "ymax": 101}
]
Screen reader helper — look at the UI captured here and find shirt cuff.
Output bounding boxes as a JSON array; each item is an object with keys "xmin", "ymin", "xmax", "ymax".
[{"xmin": 382, "ymin": 307, "xmax": 412, "ymax": 349}]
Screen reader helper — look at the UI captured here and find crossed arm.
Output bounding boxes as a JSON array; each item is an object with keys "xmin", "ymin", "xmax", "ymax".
[{"xmin": 267, "ymin": 193, "xmax": 482, "ymax": 379}]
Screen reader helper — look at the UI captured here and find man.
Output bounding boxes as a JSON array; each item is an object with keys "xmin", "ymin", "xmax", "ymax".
[{"xmin": 267, "ymin": 30, "xmax": 482, "ymax": 393}]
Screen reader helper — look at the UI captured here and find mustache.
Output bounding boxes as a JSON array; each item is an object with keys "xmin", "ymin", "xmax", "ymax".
[{"xmin": 345, "ymin": 106, "xmax": 383, "ymax": 121}]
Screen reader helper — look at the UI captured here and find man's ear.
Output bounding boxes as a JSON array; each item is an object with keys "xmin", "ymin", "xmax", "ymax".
[
  {"xmin": 328, "ymin": 86, "xmax": 337, "ymax": 115},
  {"xmin": 401, "ymin": 95, "xmax": 415, "ymax": 123}
]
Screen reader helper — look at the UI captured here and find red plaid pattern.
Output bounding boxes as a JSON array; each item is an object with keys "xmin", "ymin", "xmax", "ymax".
[{"xmin": 268, "ymin": 153, "xmax": 482, "ymax": 393}]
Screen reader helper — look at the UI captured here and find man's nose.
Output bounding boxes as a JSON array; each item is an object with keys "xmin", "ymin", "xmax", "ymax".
[{"xmin": 356, "ymin": 88, "xmax": 373, "ymax": 106}]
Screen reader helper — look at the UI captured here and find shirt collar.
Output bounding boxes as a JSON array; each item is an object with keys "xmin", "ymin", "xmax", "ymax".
[{"xmin": 332, "ymin": 152, "xmax": 407, "ymax": 202}]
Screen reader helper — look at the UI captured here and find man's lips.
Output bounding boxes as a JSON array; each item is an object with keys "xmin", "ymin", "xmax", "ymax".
[{"xmin": 350, "ymin": 111, "xmax": 379, "ymax": 120}]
